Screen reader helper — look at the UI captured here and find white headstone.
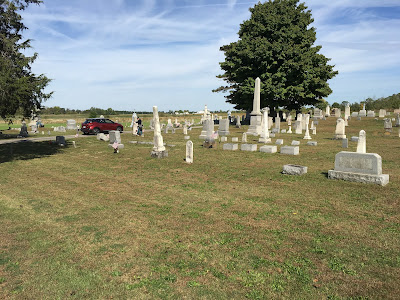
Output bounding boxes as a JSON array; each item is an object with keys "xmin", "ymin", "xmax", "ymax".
[
  {"xmin": 242, "ymin": 132, "xmax": 247, "ymax": 143},
  {"xmin": 334, "ymin": 118, "xmax": 346, "ymax": 139},
  {"xmin": 356, "ymin": 130, "xmax": 366, "ymax": 153},
  {"xmin": 152, "ymin": 106, "xmax": 166, "ymax": 153},
  {"xmin": 185, "ymin": 140, "xmax": 193, "ymax": 164}
]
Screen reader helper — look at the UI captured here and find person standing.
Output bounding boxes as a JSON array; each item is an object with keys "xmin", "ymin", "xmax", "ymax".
[{"xmin": 136, "ymin": 117, "xmax": 143, "ymax": 136}]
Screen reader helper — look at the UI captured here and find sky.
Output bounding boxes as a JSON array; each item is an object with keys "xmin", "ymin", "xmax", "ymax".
[{"xmin": 21, "ymin": 0, "xmax": 400, "ymax": 112}]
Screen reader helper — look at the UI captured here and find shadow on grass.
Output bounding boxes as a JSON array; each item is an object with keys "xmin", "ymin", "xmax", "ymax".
[
  {"xmin": 321, "ymin": 172, "xmax": 329, "ymax": 178},
  {"xmin": 0, "ymin": 140, "xmax": 63, "ymax": 163}
]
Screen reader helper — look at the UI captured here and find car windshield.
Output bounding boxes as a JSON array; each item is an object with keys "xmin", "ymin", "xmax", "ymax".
[{"xmin": 83, "ymin": 119, "xmax": 94, "ymax": 124}]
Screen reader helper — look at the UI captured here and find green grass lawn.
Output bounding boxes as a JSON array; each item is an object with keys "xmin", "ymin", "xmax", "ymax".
[{"xmin": 0, "ymin": 116, "xmax": 399, "ymax": 299}]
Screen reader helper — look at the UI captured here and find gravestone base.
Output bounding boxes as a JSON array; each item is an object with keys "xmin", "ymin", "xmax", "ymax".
[
  {"xmin": 151, "ymin": 150, "xmax": 168, "ymax": 158},
  {"xmin": 258, "ymin": 137, "xmax": 271, "ymax": 143},
  {"xmin": 280, "ymin": 146, "xmax": 299, "ymax": 155},
  {"xmin": 223, "ymin": 143, "xmax": 238, "ymax": 151},
  {"xmin": 240, "ymin": 144, "xmax": 257, "ymax": 151},
  {"xmin": 259, "ymin": 145, "xmax": 277, "ymax": 153},
  {"xmin": 328, "ymin": 170, "xmax": 389, "ymax": 186},
  {"xmin": 307, "ymin": 141, "xmax": 317, "ymax": 146},
  {"xmin": 282, "ymin": 164, "xmax": 308, "ymax": 175},
  {"xmin": 334, "ymin": 134, "xmax": 346, "ymax": 140}
]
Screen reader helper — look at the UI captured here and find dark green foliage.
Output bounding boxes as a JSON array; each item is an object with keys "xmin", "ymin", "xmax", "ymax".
[
  {"xmin": 214, "ymin": 0, "xmax": 338, "ymax": 112},
  {"xmin": 0, "ymin": 0, "xmax": 52, "ymax": 121}
]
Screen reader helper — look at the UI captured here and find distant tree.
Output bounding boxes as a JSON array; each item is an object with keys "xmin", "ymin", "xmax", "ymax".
[
  {"xmin": 0, "ymin": 0, "xmax": 52, "ymax": 121},
  {"xmin": 331, "ymin": 102, "xmax": 340, "ymax": 108},
  {"xmin": 213, "ymin": 0, "xmax": 338, "ymax": 114}
]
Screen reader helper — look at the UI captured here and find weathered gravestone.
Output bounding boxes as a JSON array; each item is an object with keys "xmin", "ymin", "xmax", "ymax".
[
  {"xmin": 185, "ymin": 140, "xmax": 193, "ymax": 164},
  {"xmin": 384, "ymin": 118, "xmax": 392, "ymax": 132},
  {"xmin": 328, "ymin": 152, "xmax": 389, "ymax": 186},
  {"xmin": 334, "ymin": 118, "xmax": 346, "ymax": 139},
  {"xmin": 151, "ymin": 106, "xmax": 168, "ymax": 158},
  {"xmin": 56, "ymin": 136, "xmax": 66, "ymax": 146},
  {"xmin": 108, "ymin": 131, "xmax": 124, "ymax": 149},
  {"xmin": 66, "ymin": 119, "xmax": 77, "ymax": 130},
  {"xmin": 282, "ymin": 165, "xmax": 307, "ymax": 175},
  {"xmin": 218, "ymin": 119, "xmax": 230, "ymax": 136}
]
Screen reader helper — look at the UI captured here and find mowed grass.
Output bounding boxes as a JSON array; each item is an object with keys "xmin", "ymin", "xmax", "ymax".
[{"xmin": 0, "ymin": 115, "xmax": 399, "ymax": 299}]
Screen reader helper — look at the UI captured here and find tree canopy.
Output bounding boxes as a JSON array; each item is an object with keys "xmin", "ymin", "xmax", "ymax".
[
  {"xmin": 0, "ymin": 0, "xmax": 52, "ymax": 121},
  {"xmin": 214, "ymin": 0, "xmax": 338, "ymax": 112}
]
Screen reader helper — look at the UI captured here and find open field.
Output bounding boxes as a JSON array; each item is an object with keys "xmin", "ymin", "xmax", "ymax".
[{"xmin": 0, "ymin": 115, "xmax": 399, "ymax": 299}]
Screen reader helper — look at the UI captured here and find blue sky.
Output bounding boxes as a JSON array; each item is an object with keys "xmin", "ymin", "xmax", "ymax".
[{"xmin": 21, "ymin": 0, "xmax": 400, "ymax": 112}]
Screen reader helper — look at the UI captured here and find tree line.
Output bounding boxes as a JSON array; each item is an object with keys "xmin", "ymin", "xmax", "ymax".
[{"xmin": 327, "ymin": 93, "xmax": 400, "ymax": 112}]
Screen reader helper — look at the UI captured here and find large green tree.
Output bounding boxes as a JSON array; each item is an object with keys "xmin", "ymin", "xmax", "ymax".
[
  {"xmin": 0, "ymin": 0, "xmax": 52, "ymax": 121},
  {"xmin": 214, "ymin": 0, "xmax": 338, "ymax": 113}
]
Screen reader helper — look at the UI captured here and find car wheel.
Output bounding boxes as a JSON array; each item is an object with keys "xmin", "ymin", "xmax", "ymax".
[
  {"xmin": 116, "ymin": 126, "xmax": 122, "ymax": 132},
  {"xmin": 93, "ymin": 128, "xmax": 100, "ymax": 134}
]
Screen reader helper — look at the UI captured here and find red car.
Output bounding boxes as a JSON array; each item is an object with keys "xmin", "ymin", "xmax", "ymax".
[{"xmin": 81, "ymin": 118, "xmax": 123, "ymax": 134}]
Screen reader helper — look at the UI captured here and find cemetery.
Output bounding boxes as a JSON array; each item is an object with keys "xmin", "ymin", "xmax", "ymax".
[
  {"xmin": 0, "ymin": 106, "xmax": 399, "ymax": 299},
  {"xmin": 1, "ymin": 0, "xmax": 400, "ymax": 299}
]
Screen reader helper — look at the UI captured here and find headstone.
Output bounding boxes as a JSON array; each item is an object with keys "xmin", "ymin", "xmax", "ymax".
[
  {"xmin": 342, "ymin": 138, "xmax": 348, "ymax": 148},
  {"xmin": 344, "ymin": 104, "xmax": 351, "ymax": 122},
  {"xmin": 351, "ymin": 112, "xmax": 358, "ymax": 117},
  {"xmin": 328, "ymin": 152, "xmax": 389, "ymax": 186},
  {"xmin": 367, "ymin": 110, "xmax": 375, "ymax": 117},
  {"xmin": 282, "ymin": 165, "xmax": 307, "ymax": 175},
  {"xmin": 356, "ymin": 130, "xmax": 366, "ymax": 153},
  {"xmin": 281, "ymin": 129, "xmax": 286, "ymax": 133},
  {"xmin": 66, "ymin": 119, "xmax": 77, "ymax": 130},
  {"xmin": 132, "ymin": 115, "xmax": 138, "ymax": 135},
  {"xmin": 359, "ymin": 109, "xmax": 367, "ymax": 117},
  {"xmin": 236, "ymin": 116, "xmax": 241, "ymax": 128},
  {"xmin": 325, "ymin": 105, "xmax": 331, "ymax": 117},
  {"xmin": 151, "ymin": 106, "xmax": 168, "ymax": 158},
  {"xmin": 312, "ymin": 127, "xmax": 316, "ymax": 135},
  {"xmin": 303, "ymin": 115, "xmax": 312, "ymax": 140},
  {"xmin": 294, "ymin": 121, "xmax": 302, "ymax": 134},
  {"xmin": 351, "ymin": 136, "xmax": 359, "ymax": 142},
  {"xmin": 291, "ymin": 140, "xmax": 300, "ymax": 146},
  {"xmin": 259, "ymin": 145, "xmax": 277, "ymax": 153},
  {"xmin": 275, "ymin": 117, "xmax": 281, "ymax": 130},
  {"xmin": 307, "ymin": 141, "xmax": 317, "ymax": 146},
  {"xmin": 223, "ymin": 143, "xmax": 238, "ymax": 151},
  {"xmin": 184, "ymin": 135, "xmax": 190, "ymax": 140},
  {"xmin": 280, "ymin": 146, "xmax": 299, "ymax": 155},
  {"xmin": 19, "ymin": 121, "xmax": 28, "ymax": 137},
  {"xmin": 199, "ymin": 119, "xmax": 214, "ymax": 140},
  {"xmin": 379, "ymin": 109, "xmax": 386, "ymax": 118},
  {"xmin": 109, "ymin": 131, "xmax": 121, "ymax": 144},
  {"xmin": 395, "ymin": 114, "xmax": 400, "ymax": 127},
  {"xmin": 287, "ymin": 125, "xmax": 292, "ymax": 134},
  {"xmin": 334, "ymin": 118, "xmax": 346, "ymax": 139},
  {"xmin": 384, "ymin": 118, "xmax": 392, "ymax": 132},
  {"xmin": 241, "ymin": 144, "xmax": 257, "ymax": 151},
  {"xmin": 242, "ymin": 132, "xmax": 247, "ymax": 143},
  {"xmin": 218, "ymin": 119, "xmax": 230, "ymax": 136},
  {"xmin": 275, "ymin": 139, "xmax": 283, "ymax": 145},
  {"xmin": 314, "ymin": 108, "xmax": 323, "ymax": 119},
  {"xmin": 247, "ymin": 77, "xmax": 262, "ymax": 136},
  {"xmin": 56, "ymin": 136, "xmax": 66, "ymax": 146},
  {"xmin": 232, "ymin": 137, "xmax": 239, "ymax": 142},
  {"xmin": 185, "ymin": 141, "xmax": 193, "ymax": 163}
]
